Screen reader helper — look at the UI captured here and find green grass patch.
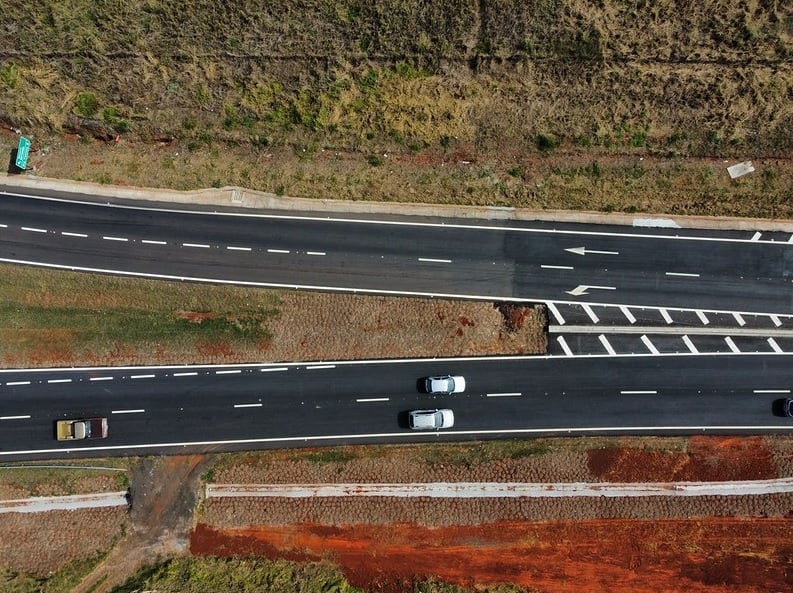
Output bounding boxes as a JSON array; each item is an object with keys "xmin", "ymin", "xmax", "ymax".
[
  {"xmin": 0, "ymin": 459, "xmax": 133, "ymax": 497},
  {"xmin": 1, "ymin": 550, "xmax": 109, "ymax": 593}
]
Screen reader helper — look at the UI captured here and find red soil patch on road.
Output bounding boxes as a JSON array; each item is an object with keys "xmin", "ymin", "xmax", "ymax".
[
  {"xmin": 191, "ymin": 519, "xmax": 793, "ymax": 593},
  {"xmin": 587, "ymin": 436, "xmax": 776, "ymax": 482}
]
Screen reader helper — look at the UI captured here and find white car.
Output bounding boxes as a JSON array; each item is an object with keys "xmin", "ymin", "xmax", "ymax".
[
  {"xmin": 409, "ymin": 409, "xmax": 455, "ymax": 430},
  {"xmin": 422, "ymin": 375, "xmax": 466, "ymax": 395}
]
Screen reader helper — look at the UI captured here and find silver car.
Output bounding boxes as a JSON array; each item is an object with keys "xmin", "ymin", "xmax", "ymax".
[
  {"xmin": 409, "ymin": 409, "xmax": 455, "ymax": 430},
  {"xmin": 422, "ymin": 375, "xmax": 466, "ymax": 395}
]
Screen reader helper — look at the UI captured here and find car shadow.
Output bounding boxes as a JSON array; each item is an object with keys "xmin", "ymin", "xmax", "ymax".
[{"xmin": 771, "ymin": 398, "xmax": 791, "ymax": 417}]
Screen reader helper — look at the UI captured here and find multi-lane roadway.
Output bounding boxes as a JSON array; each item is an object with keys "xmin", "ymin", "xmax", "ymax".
[{"xmin": 0, "ymin": 185, "xmax": 792, "ymax": 460}]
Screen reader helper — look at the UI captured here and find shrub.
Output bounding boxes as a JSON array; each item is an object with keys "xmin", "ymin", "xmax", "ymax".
[{"xmin": 75, "ymin": 91, "xmax": 99, "ymax": 118}]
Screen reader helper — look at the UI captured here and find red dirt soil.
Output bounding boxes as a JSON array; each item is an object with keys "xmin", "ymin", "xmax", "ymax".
[{"xmin": 191, "ymin": 519, "xmax": 793, "ymax": 593}]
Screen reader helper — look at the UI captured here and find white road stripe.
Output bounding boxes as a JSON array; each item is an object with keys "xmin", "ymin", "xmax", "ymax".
[
  {"xmin": 541, "ymin": 264, "xmax": 574, "ymax": 270},
  {"xmin": 770, "ymin": 315, "xmax": 782, "ymax": 327},
  {"xmin": 640, "ymin": 335, "xmax": 659, "ymax": 355},
  {"xmin": 215, "ymin": 369, "xmax": 242, "ymax": 375},
  {"xmin": 620, "ymin": 390, "xmax": 657, "ymax": 395},
  {"xmin": 724, "ymin": 337, "xmax": 741, "ymax": 353},
  {"xmin": 696, "ymin": 310, "xmax": 710, "ymax": 325},
  {"xmin": 102, "ymin": 236, "xmax": 128, "ymax": 242},
  {"xmin": 47, "ymin": 378, "xmax": 72, "ymax": 384},
  {"xmin": 486, "ymin": 392, "xmax": 522, "ymax": 398},
  {"xmin": 418, "ymin": 257, "xmax": 452, "ymax": 263},
  {"xmin": 733, "ymin": 312, "xmax": 746, "ymax": 326},
  {"xmin": 267, "ymin": 249, "xmax": 290, "ymax": 254},
  {"xmin": 665, "ymin": 272, "xmax": 700, "ymax": 278},
  {"xmin": 307, "ymin": 251, "xmax": 326, "ymax": 256},
  {"xmin": 682, "ymin": 335, "xmax": 699, "ymax": 353},
  {"xmin": 226, "ymin": 246, "xmax": 251, "ymax": 251},
  {"xmin": 753, "ymin": 389, "xmax": 790, "ymax": 394},
  {"xmin": 21, "ymin": 227, "xmax": 47, "ymax": 233},
  {"xmin": 0, "ymin": 415, "xmax": 31, "ymax": 420},
  {"xmin": 0, "ymin": 223, "xmax": 6, "ymax": 228},
  {"xmin": 356, "ymin": 397, "xmax": 390, "ymax": 402},
  {"xmin": 61, "ymin": 231, "xmax": 88, "ymax": 238},
  {"xmin": 767, "ymin": 338, "xmax": 783, "ymax": 353},
  {"xmin": 546, "ymin": 302, "xmax": 565, "ymax": 325},
  {"xmin": 260, "ymin": 367, "xmax": 289, "ymax": 373},
  {"xmin": 234, "ymin": 403, "xmax": 262, "ymax": 408},
  {"xmin": 6, "ymin": 381, "xmax": 30, "ymax": 386},
  {"xmin": 619, "ymin": 305, "xmax": 636, "ymax": 324},
  {"xmin": 173, "ymin": 372, "xmax": 198, "ymax": 377},
  {"xmin": 556, "ymin": 336, "xmax": 573, "ymax": 356},
  {"xmin": 141, "ymin": 239, "xmax": 167, "ymax": 245},
  {"xmin": 90, "ymin": 376, "xmax": 114, "ymax": 381},
  {"xmin": 183, "ymin": 243, "xmax": 210, "ymax": 248},
  {"xmin": 598, "ymin": 334, "xmax": 616, "ymax": 355},
  {"xmin": 111, "ymin": 409, "xmax": 145, "ymax": 414},
  {"xmin": 660, "ymin": 309, "xmax": 674, "ymax": 324},
  {"xmin": 307, "ymin": 364, "xmax": 336, "ymax": 370},
  {"xmin": 130, "ymin": 374, "xmax": 156, "ymax": 379},
  {"xmin": 751, "ymin": 231, "xmax": 762, "ymax": 241},
  {"xmin": 582, "ymin": 304, "xmax": 599, "ymax": 323}
]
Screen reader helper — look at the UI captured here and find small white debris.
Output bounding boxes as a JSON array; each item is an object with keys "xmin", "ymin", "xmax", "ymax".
[{"xmin": 727, "ymin": 160, "xmax": 755, "ymax": 179}]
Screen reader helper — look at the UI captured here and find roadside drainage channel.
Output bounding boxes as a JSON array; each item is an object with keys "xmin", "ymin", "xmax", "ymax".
[
  {"xmin": 206, "ymin": 478, "xmax": 793, "ymax": 499},
  {"xmin": 0, "ymin": 491, "xmax": 129, "ymax": 513}
]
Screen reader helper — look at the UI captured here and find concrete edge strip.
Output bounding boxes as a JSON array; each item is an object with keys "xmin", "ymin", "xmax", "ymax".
[
  {"xmin": 206, "ymin": 478, "xmax": 793, "ymax": 499},
  {"xmin": 0, "ymin": 491, "xmax": 128, "ymax": 514}
]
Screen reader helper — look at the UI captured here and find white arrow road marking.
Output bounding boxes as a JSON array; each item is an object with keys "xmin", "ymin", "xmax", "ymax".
[
  {"xmin": 565, "ymin": 247, "xmax": 619, "ymax": 256},
  {"xmin": 566, "ymin": 285, "xmax": 616, "ymax": 296}
]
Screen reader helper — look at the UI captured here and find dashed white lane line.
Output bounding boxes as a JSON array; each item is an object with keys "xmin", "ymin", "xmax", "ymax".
[
  {"xmin": 47, "ymin": 378, "xmax": 72, "ymax": 384},
  {"xmin": 556, "ymin": 336, "xmax": 573, "ymax": 356},
  {"xmin": 0, "ymin": 223, "xmax": 6, "ymax": 228},
  {"xmin": 173, "ymin": 372, "xmax": 198, "ymax": 377},
  {"xmin": 234, "ymin": 403, "xmax": 262, "ymax": 408},
  {"xmin": 641, "ymin": 335, "xmax": 659, "ymax": 355},
  {"xmin": 546, "ymin": 302, "xmax": 565, "ymax": 325},
  {"xmin": 540, "ymin": 264, "xmax": 574, "ymax": 270},
  {"xmin": 141, "ymin": 239, "xmax": 167, "ymax": 245},
  {"xmin": 306, "ymin": 251, "xmax": 326, "ymax": 256},
  {"xmin": 260, "ymin": 367, "xmax": 289, "ymax": 373},
  {"xmin": 0, "ymin": 415, "xmax": 30, "ymax": 420},
  {"xmin": 418, "ymin": 257, "xmax": 452, "ymax": 263},
  {"xmin": 767, "ymin": 338, "xmax": 784, "ymax": 353},
  {"xmin": 130, "ymin": 374, "xmax": 156, "ymax": 379},
  {"xmin": 665, "ymin": 271, "xmax": 701, "ymax": 278},
  {"xmin": 724, "ymin": 337, "xmax": 741, "ymax": 353},
  {"xmin": 307, "ymin": 364, "xmax": 336, "ymax": 370},
  {"xmin": 733, "ymin": 312, "xmax": 746, "ymax": 326},
  {"xmin": 620, "ymin": 390, "xmax": 658, "ymax": 395},
  {"xmin": 61, "ymin": 231, "xmax": 88, "ymax": 238},
  {"xmin": 753, "ymin": 389, "xmax": 790, "ymax": 394},
  {"xmin": 770, "ymin": 315, "xmax": 782, "ymax": 327},
  {"xmin": 90, "ymin": 376, "xmax": 114, "ymax": 381},
  {"xmin": 619, "ymin": 305, "xmax": 636, "ymax": 324},
  {"xmin": 660, "ymin": 309, "xmax": 674, "ymax": 324},
  {"xmin": 696, "ymin": 310, "xmax": 710, "ymax": 325},
  {"xmin": 21, "ymin": 227, "xmax": 47, "ymax": 233},
  {"xmin": 598, "ymin": 334, "xmax": 616, "ymax": 355},
  {"xmin": 751, "ymin": 231, "xmax": 762, "ymax": 241},
  {"xmin": 215, "ymin": 369, "xmax": 242, "ymax": 375},
  {"xmin": 486, "ymin": 392, "xmax": 522, "ymax": 398},
  {"xmin": 111, "ymin": 409, "xmax": 145, "ymax": 414},
  {"xmin": 682, "ymin": 335, "xmax": 699, "ymax": 353},
  {"xmin": 102, "ymin": 236, "xmax": 128, "ymax": 242},
  {"xmin": 267, "ymin": 249, "xmax": 290, "ymax": 254},
  {"xmin": 6, "ymin": 381, "xmax": 30, "ymax": 386},
  {"xmin": 226, "ymin": 246, "xmax": 251, "ymax": 251},
  {"xmin": 356, "ymin": 397, "xmax": 390, "ymax": 403},
  {"xmin": 183, "ymin": 243, "xmax": 210, "ymax": 248},
  {"xmin": 582, "ymin": 304, "xmax": 599, "ymax": 323}
]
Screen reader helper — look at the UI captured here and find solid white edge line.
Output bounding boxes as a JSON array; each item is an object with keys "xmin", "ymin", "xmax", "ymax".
[
  {"xmin": 267, "ymin": 249, "xmax": 290, "ymax": 254},
  {"xmin": 582, "ymin": 304, "xmax": 599, "ymax": 324},
  {"xmin": 620, "ymin": 390, "xmax": 658, "ymax": 395},
  {"xmin": 130, "ymin": 374, "xmax": 156, "ymax": 379},
  {"xmin": 356, "ymin": 397, "xmax": 390, "ymax": 402},
  {"xmin": 546, "ymin": 302, "xmax": 565, "ymax": 325},
  {"xmin": 753, "ymin": 389, "xmax": 790, "ymax": 394},
  {"xmin": 418, "ymin": 258, "xmax": 452, "ymax": 263},
  {"xmin": 141, "ymin": 240, "xmax": 167, "ymax": 245},
  {"xmin": 540, "ymin": 264, "xmax": 574, "ymax": 270},
  {"xmin": 226, "ymin": 246, "xmax": 252, "ymax": 251},
  {"xmin": 306, "ymin": 251, "xmax": 326, "ymax": 256},
  {"xmin": 6, "ymin": 381, "xmax": 30, "ymax": 386},
  {"xmin": 0, "ymin": 415, "xmax": 31, "ymax": 420},
  {"xmin": 4, "ymin": 425, "xmax": 793, "ymax": 457},
  {"xmin": 660, "ymin": 309, "xmax": 674, "ymax": 324},
  {"xmin": 665, "ymin": 272, "xmax": 700, "ymax": 278},
  {"xmin": 598, "ymin": 334, "xmax": 616, "ymax": 356},
  {"xmin": 215, "ymin": 370, "xmax": 242, "ymax": 375},
  {"xmin": 89, "ymin": 376, "xmax": 114, "ymax": 381},
  {"xmin": 173, "ymin": 372, "xmax": 198, "ymax": 377},
  {"xmin": 640, "ymin": 335, "xmax": 659, "ymax": 355},
  {"xmin": 486, "ymin": 392, "xmax": 522, "ymax": 397},
  {"xmin": 111, "ymin": 409, "xmax": 145, "ymax": 414},
  {"xmin": 306, "ymin": 364, "xmax": 336, "ymax": 370},
  {"xmin": 61, "ymin": 231, "xmax": 88, "ymax": 238},
  {"xmin": 21, "ymin": 227, "xmax": 46, "ymax": 233},
  {"xmin": 724, "ymin": 337, "xmax": 741, "ymax": 354},
  {"xmin": 619, "ymin": 305, "xmax": 636, "ymax": 324},
  {"xmin": 767, "ymin": 338, "xmax": 784, "ymax": 353},
  {"xmin": 183, "ymin": 243, "xmax": 210, "ymax": 248},
  {"xmin": 233, "ymin": 403, "xmax": 263, "ymax": 408},
  {"xmin": 556, "ymin": 336, "xmax": 573, "ymax": 356},
  {"xmin": 102, "ymin": 236, "xmax": 128, "ymax": 242},
  {"xmin": 682, "ymin": 335, "xmax": 699, "ymax": 353},
  {"xmin": 47, "ymin": 379, "xmax": 72, "ymax": 384}
]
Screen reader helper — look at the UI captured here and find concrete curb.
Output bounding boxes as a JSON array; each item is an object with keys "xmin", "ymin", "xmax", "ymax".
[
  {"xmin": 3, "ymin": 173, "xmax": 793, "ymax": 232},
  {"xmin": 0, "ymin": 491, "xmax": 129, "ymax": 514},
  {"xmin": 206, "ymin": 478, "xmax": 793, "ymax": 499}
]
